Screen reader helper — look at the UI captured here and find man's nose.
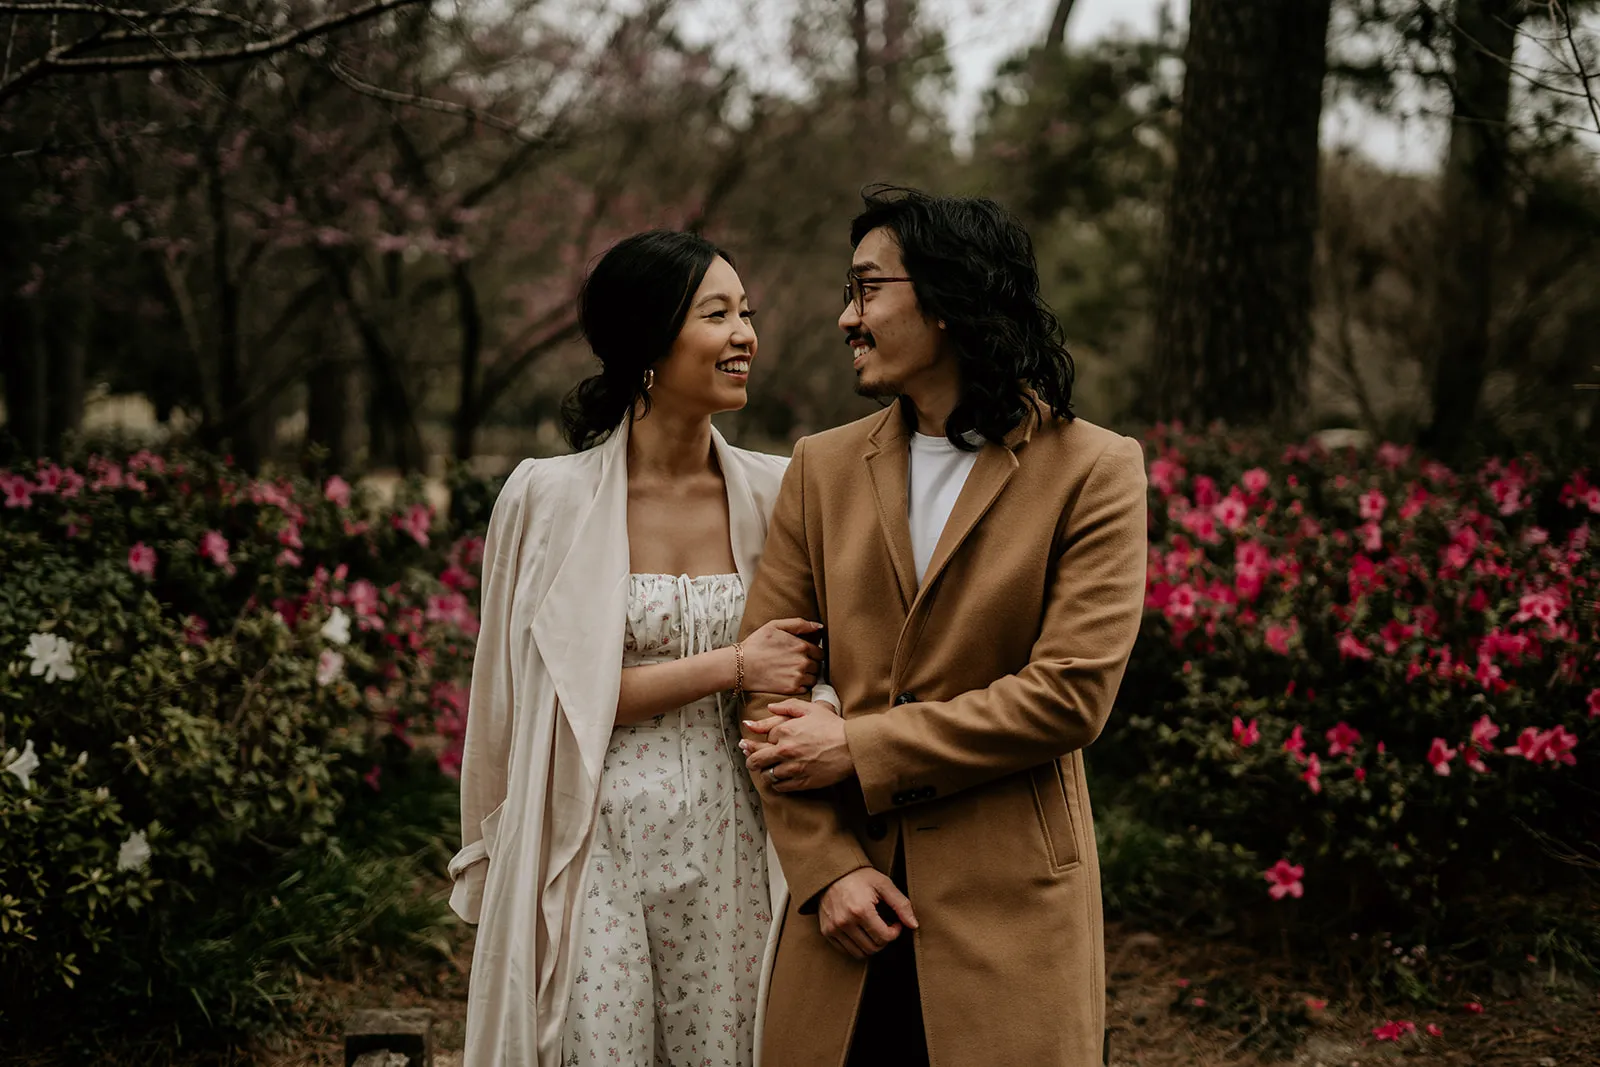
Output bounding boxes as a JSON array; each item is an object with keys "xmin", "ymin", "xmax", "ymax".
[{"xmin": 838, "ymin": 301, "xmax": 861, "ymax": 331}]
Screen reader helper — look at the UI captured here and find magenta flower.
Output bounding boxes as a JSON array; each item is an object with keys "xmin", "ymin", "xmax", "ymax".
[
  {"xmin": 1263, "ymin": 859, "xmax": 1304, "ymax": 900},
  {"xmin": 1587, "ymin": 688, "xmax": 1600, "ymax": 719},
  {"xmin": 395, "ymin": 503, "xmax": 431, "ymax": 547},
  {"xmin": 2, "ymin": 474, "xmax": 34, "ymax": 509},
  {"xmin": 1426, "ymin": 738, "xmax": 1457, "ymax": 776},
  {"xmin": 1326, "ymin": 722, "xmax": 1362, "ymax": 758},
  {"xmin": 128, "ymin": 542, "xmax": 157, "ymax": 578},
  {"xmin": 58, "ymin": 468, "xmax": 85, "ymax": 497},
  {"xmin": 1372, "ymin": 1021, "xmax": 1416, "ymax": 1042},
  {"xmin": 1302, "ymin": 752, "xmax": 1322, "ymax": 793},
  {"xmin": 324, "ymin": 475, "xmax": 352, "ymax": 508},
  {"xmin": 1232, "ymin": 716, "xmax": 1260, "ymax": 747},
  {"xmin": 1283, "ymin": 725, "xmax": 1307, "ymax": 763},
  {"xmin": 1337, "ymin": 632, "xmax": 1374, "ymax": 661},
  {"xmin": 200, "ymin": 530, "xmax": 229, "ymax": 565},
  {"xmin": 1241, "ymin": 467, "xmax": 1270, "ymax": 495},
  {"xmin": 1212, "ymin": 493, "xmax": 1247, "ymax": 531},
  {"xmin": 1359, "ymin": 489, "xmax": 1387, "ymax": 521},
  {"xmin": 1264, "ymin": 622, "xmax": 1293, "ymax": 655}
]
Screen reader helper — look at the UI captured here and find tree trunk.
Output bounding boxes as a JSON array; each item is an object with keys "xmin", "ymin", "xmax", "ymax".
[
  {"xmin": 1150, "ymin": 0, "xmax": 1333, "ymax": 429},
  {"xmin": 1420, "ymin": 0, "xmax": 1523, "ymax": 456},
  {"xmin": 451, "ymin": 261, "xmax": 485, "ymax": 463},
  {"xmin": 305, "ymin": 354, "xmax": 354, "ymax": 471},
  {"xmin": 0, "ymin": 298, "xmax": 46, "ymax": 457},
  {"xmin": 1045, "ymin": 0, "xmax": 1078, "ymax": 48}
]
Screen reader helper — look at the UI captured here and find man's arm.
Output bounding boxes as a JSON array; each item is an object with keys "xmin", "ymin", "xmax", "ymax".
[
  {"xmin": 740, "ymin": 437, "xmax": 872, "ymax": 913},
  {"xmin": 845, "ymin": 436, "xmax": 1149, "ymax": 816}
]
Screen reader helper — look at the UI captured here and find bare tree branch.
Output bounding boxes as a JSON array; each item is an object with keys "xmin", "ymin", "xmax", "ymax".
[
  {"xmin": 0, "ymin": 0, "xmax": 423, "ymax": 106},
  {"xmin": 1549, "ymin": 0, "xmax": 1600, "ymax": 134},
  {"xmin": 326, "ymin": 57, "xmax": 557, "ymax": 145}
]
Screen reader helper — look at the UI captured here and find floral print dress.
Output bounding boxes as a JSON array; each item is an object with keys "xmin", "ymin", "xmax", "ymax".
[{"xmin": 561, "ymin": 573, "xmax": 771, "ymax": 1067}]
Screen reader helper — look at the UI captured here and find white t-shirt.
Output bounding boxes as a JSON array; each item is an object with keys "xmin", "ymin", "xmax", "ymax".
[{"xmin": 908, "ymin": 431, "xmax": 980, "ymax": 584}]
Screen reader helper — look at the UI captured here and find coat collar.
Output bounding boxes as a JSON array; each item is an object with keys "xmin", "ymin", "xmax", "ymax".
[{"xmin": 862, "ymin": 397, "xmax": 1038, "ymax": 614}]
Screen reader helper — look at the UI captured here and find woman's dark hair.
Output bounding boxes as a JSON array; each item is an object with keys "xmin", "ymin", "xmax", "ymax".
[
  {"xmin": 561, "ymin": 229, "xmax": 732, "ymax": 451},
  {"xmin": 849, "ymin": 184, "xmax": 1074, "ymax": 449}
]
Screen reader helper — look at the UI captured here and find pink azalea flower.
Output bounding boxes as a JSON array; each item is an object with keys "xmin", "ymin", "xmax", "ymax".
[
  {"xmin": 395, "ymin": 503, "xmax": 431, "ymax": 547},
  {"xmin": 1240, "ymin": 467, "xmax": 1269, "ymax": 495},
  {"xmin": 1372, "ymin": 1021, "xmax": 1416, "ymax": 1042},
  {"xmin": 1302, "ymin": 752, "xmax": 1322, "ymax": 793},
  {"xmin": 128, "ymin": 542, "xmax": 157, "ymax": 578},
  {"xmin": 1232, "ymin": 717, "xmax": 1260, "ymax": 747},
  {"xmin": 33, "ymin": 464, "xmax": 64, "ymax": 494},
  {"xmin": 2, "ymin": 474, "xmax": 34, "ymax": 509},
  {"xmin": 1326, "ymin": 722, "xmax": 1362, "ymax": 758},
  {"xmin": 1359, "ymin": 489, "xmax": 1387, "ymax": 521},
  {"xmin": 126, "ymin": 450, "xmax": 166, "ymax": 475},
  {"xmin": 276, "ymin": 549, "xmax": 302, "ymax": 568},
  {"xmin": 363, "ymin": 764, "xmax": 382, "ymax": 791},
  {"xmin": 184, "ymin": 615, "xmax": 210, "ymax": 646},
  {"xmin": 1427, "ymin": 738, "xmax": 1457, "ymax": 776},
  {"xmin": 1263, "ymin": 859, "xmax": 1305, "ymax": 900},
  {"xmin": 1213, "ymin": 493, "xmax": 1248, "ymax": 531},
  {"xmin": 1193, "ymin": 475, "xmax": 1220, "ymax": 509},
  {"xmin": 324, "ymin": 475, "xmax": 352, "ymax": 508},
  {"xmin": 1587, "ymin": 689, "xmax": 1600, "ymax": 719},
  {"xmin": 1544, "ymin": 726, "xmax": 1578, "ymax": 766},
  {"xmin": 1164, "ymin": 583, "xmax": 1199, "ymax": 621},
  {"xmin": 1426, "ymin": 1024, "xmax": 1443, "ymax": 1037},
  {"xmin": 1522, "ymin": 525, "xmax": 1549, "ymax": 546},
  {"xmin": 1337, "ymin": 632, "xmax": 1374, "ymax": 661},
  {"xmin": 58, "ymin": 468, "xmax": 85, "ymax": 497},
  {"xmin": 199, "ymin": 530, "xmax": 231, "ymax": 570},
  {"xmin": 1463, "ymin": 1001, "xmax": 1484, "ymax": 1014},
  {"xmin": 1513, "ymin": 590, "xmax": 1564, "ymax": 629},
  {"xmin": 1376, "ymin": 442, "xmax": 1411, "ymax": 469},
  {"xmin": 1148, "ymin": 457, "xmax": 1184, "ymax": 494},
  {"xmin": 1283, "ymin": 725, "xmax": 1307, "ymax": 763},
  {"xmin": 1305, "ymin": 997, "xmax": 1328, "ymax": 1011},
  {"xmin": 1358, "ymin": 521, "xmax": 1383, "ymax": 552},
  {"xmin": 1264, "ymin": 622, "xmax": 1294, "ymax": 655},
  {"xmin": 1354, "ymin": 766, "xmax": 1368, "ymax": 783}
]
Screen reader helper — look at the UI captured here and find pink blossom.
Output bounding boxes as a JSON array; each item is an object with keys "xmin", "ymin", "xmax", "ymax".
[
  {"xmin": 1241, "ymin": 467, "xmax": 1270, "ymax": 495},
  {"xmin": 276, "ymin": 549, "xmax": 302, "ymax": 568},
  {"xmin": 324, "ymin": 475, "xmax": 352, "ymax": 508},
  {"xmin": 1193, "ymin": 475, "xmax": 1219, "ymax": 509},
  {"xmin": 395, "ymin": 503, "xmax": 431, "ymax": 547},
  {"xmin": 1426, "ymin": 1023, "xmax": 1444, "ymax": 1038},
  {"xmin": 1354, "ymin": 766, "xmax": 1367, "ymax": 782},
  {"xmin": 1337, "ymin": 632, "xmax": 1374, "ymax": 661},
  {"xmin": 2, "ymin": 474, "xmax": 34, "ymax": 509},
  {"xmin": 1302, "ymin": 752, "xmax": 1322, "ymax": 793},
  {"xmin": 426, "ymin": 591, "xmax": 478, "ymax": 635},
  {"xmin": 1523, "ymin": 525, "xmax": 1549, "ymax": 546},
  {"xmin": 1326, "ymin": 722, "xmax": 1361, "ymax": 758},
  {"xmin": 1263, "ymin": 859, "xmax": 1305, "ymax": 900},
  {"xmin": 1470, "ymin": 715, "xmax": 1501, "ymax": 749},
  {"xmin": 1587, "ymin": 689, "xmax": 1600, "ymax": 719},
  {"xmin": 1148, "ymin": 457, "xmax": 1184, "ymax": 494},
  {"xmin": 1164, "ymin": 583, "xmax": 1199, "ymax": 620},
  {"xmin": 1232, "ymin": 717, "xmax": 1260, "ymax": 747},
  {"xmin": 1264, "ymin": 622, "xmax": 1294, "ymax": 655},
  {"xmin": 1357, "ymin": 521, "xmax": 1383, "ymax": 552},
  {"xmin": 1462, "ymin": 743, "xmax": 1489, "ymax": 774},
  {"xmin": 363, "ymin": 764, "xmax": 382, "ymax": 791},
  {"xmin": 1513, "ymin": 590, "xmax": 1564, "ymax": 629},
  {"xmin": 1427, "ymin": 738, "xmax": 1457, "ymax": 776},
  {"xmin": 1305, "ymin": 997, "xmax": 1328, "ymax": 1011},
  {"xmin": 1372, "ymin": 1021, "xmax": 1417, "ymax": 1042},
  {"xmin": 58, "ymin": 468, "xmax": 84, "ymax": 497},
  {"xmin": 1490, "ymin": 476, "xmax": 1525, "ymax": 516},
  {"xmin": 1544, "ymin": 726, "xmax": 1578, "ymax": 766},
  {"xmin": 347, "ymin": 579, "xmax": 383, "ymax": 627},
  {"xmin": 128, "ymin": 543, "xmax": 157, "ymax": 578},
  {"xmin": 199, "ymin": 530, "xmax": 234, "ymax": 574},
  {"xmin": 1464, "ymin": 1001, "xmax": 1484, "ymax": 1014},
  {"xmin": 184, "ymin": 615, "xmax": 210, "ymax": 646},
  {"xmin": 1283, "ymin": 725, "xmax": 1307, "ymax": 763},
  {"xmin": 1376, "ymin": 442, "xmax": 1411, "ymax": 469},
  {"xmin": 1213, "ymin": 493, "xmax": 1248, "ymax": 531},
  {"xmin": 1359, "ymin": 489, "xmax": 1387, "ymax": 521},
  {"xmin": 34, "ymin": 465, "xmax": 65, "ymax": 494}
]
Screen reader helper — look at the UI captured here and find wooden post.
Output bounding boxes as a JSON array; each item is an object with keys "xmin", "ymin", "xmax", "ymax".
[{"xmin": 343, "ymin": 1008, "xmax": 434, "ymax": 1067}]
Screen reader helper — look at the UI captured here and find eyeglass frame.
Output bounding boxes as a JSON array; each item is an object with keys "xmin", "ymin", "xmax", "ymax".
[{"xmin": 844, "ymin": 272, "xmax": 914, "ymax": 315}]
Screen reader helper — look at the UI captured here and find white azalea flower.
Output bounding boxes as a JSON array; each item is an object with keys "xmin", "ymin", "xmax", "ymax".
[
  {"xmin": 117, "ymin": 830, "xmax": 152, "ymax": 872},
  {"xmin": 75, "ymin": 751, "xmax": 88, "ymax": 767},
  {"xmin": 320, "ymin": 607, "xmax": 351, "ymax": 646},
  {"xmin": 4, "ymin": 739, "xmax": 39, "ymax": 790},
  {"xmin": 25, "ymin": 632, "xmax": 77, "ymax": 683},
  {"xmin": 316, "ymin": 649, "xmax": 345, "ymax": 686}
]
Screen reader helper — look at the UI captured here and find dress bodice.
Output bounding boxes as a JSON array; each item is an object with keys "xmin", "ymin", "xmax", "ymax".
[{"xmin": 623, "ymin": 573, "xmax": 746, "ymax": 668}]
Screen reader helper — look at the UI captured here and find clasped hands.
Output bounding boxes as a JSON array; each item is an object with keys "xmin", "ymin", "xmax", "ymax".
[{"xmin": 738, "ymin": 697, "xmax": 853, "ymax": 792}]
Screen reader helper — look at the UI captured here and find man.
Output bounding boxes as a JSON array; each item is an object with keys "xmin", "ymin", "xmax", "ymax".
[{"xmin": 737, "ymin": 186, "xmax": 1148, "ymax": 1067}]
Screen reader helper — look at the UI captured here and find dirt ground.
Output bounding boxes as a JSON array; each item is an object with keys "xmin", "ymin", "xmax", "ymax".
[
  {"xmin": 14, "ymin": 920, "xmax": 1595, "ymax": 1066},
  {"xmin": 235, "ymin": 921, "xmax": 1598, "ymax": 1067}
]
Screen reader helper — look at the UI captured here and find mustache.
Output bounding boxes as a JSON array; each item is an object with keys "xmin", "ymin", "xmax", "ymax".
[{"xmin": 845, "ymin": 328, "xmax": 874, "ymax": 347}]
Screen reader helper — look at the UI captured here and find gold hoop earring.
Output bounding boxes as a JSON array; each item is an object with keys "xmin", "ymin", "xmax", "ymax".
[{"xmin": 642, "ymin": 368, "xmax": 655, "ymax": 391}]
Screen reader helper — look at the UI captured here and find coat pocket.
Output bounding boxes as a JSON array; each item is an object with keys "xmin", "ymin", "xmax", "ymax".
[
  {"xmin": 1029, "ymin": 759, "xmax": 1081, "ymax": 872},
  {"xmin": 480, "ymin": 800, "xmax": 508, "ymax": 862}
]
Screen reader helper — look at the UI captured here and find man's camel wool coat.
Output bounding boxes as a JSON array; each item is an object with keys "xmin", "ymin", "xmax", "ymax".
[{"xmin": 740, "ymin": 403, "xmax": 1149, "ymax": 1067}]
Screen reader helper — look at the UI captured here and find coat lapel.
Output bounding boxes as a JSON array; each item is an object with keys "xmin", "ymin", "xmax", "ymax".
[
  {"xmin": 530, "ymin": 421, "xmax": 631, "ymax": 789},
  {"xmin": 863, "ymin": 408, "xmax": 918, "ymax": 611},
  {"xmin": 908, "ymin": 442, "xmax": 1019, "ymax": 616},
  {"xmin": 714, "ymin": 427, "xmax": 765, "ymax": 590}
]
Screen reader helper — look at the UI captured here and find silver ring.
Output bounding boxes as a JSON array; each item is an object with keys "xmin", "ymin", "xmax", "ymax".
[{"xmin": 765, "ymin": 768, "xmax": 779, "ymax": 782}]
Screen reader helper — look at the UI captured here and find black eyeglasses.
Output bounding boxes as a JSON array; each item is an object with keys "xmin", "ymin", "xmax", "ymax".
[{"xmin": 844, "ymin": 272, "xmax": 913, "ymax": 314}]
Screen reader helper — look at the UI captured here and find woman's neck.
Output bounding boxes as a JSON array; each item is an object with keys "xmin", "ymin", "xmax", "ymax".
[{"xmin": 628, "ymin": 406, "xmax": 717, "ymax": 481}]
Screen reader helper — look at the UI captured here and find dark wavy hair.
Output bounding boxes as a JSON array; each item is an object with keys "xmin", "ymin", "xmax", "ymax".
[
  {"xmin": 849, "ymin": 184, "xmax": 1074, "ymax": 448},
  {"xmin": 561, "ymin": 230, "xmax": 732, "ymax": 451}
]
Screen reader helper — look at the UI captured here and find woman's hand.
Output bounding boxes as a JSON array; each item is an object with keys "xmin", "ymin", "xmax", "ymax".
[{"xmin": 739, "ymin": 618, "xmax": 824, "ymax": 695}]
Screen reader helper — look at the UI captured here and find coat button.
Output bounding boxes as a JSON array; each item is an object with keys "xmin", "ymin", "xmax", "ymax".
[
  {"xmin": 895, "ymin": 692, "xmax": 917, "ymax": 706},
  {"xmin": 865, "ymin": 817, "xmax": 888, "ymax": 840},
  {"xmin": 891, "ymin": 792, "xmax": 908, "ymax": 806}
]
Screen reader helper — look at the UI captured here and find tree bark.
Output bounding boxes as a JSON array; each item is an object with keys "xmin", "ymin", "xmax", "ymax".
[
  {"xmin": 1421, "ymin": 0, "xmax": 1523, "ymax": 456},
  {"xmin": 450, "ymin": 261, "xmax": 484, "ymax": 463},
  {"xmin": 1044, "ymin": 0, "xmax": 1078, "ymax": 48},
  {"xmin": 1150, "ymin": 0, "xmax": 1333, "ymax": 429}
]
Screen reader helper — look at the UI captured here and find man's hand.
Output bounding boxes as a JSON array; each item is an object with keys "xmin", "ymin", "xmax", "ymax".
[
  {"xmin": 740, "ymin": 698, "xmax": 853, "ymax": 791},
  {"xmin": 816, "ymin": 867, "xmax": 918, "ymax": 960}
]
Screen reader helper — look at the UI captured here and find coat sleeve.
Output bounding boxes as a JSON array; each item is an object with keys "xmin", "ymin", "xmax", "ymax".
[
  {"xmin": 845, "ymin": 435, "xmax": 1149, "ymax": 816},
  {"xmin": 448, "ymin": 459, "xmax": 536, "ymax": 923},
  {"xmin": 740, "ymin": 438, "xmax": 872, "ymax": 914}
]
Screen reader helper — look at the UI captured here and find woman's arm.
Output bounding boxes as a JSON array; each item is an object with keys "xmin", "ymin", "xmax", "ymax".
[{"xmin": 615, "ymin": 647, "xmax": 739, "ymax": 725}]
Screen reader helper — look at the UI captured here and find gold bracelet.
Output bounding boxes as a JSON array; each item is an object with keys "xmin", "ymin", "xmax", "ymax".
[{"xmin": 733, "ymin": 642, "xmax": 745, "ymax": 698}]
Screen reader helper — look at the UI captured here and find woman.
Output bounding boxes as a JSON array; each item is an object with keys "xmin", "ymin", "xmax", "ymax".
[{"xmin": 449, "ymin": 231, "xmax": 830, "ymax": 1067}]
